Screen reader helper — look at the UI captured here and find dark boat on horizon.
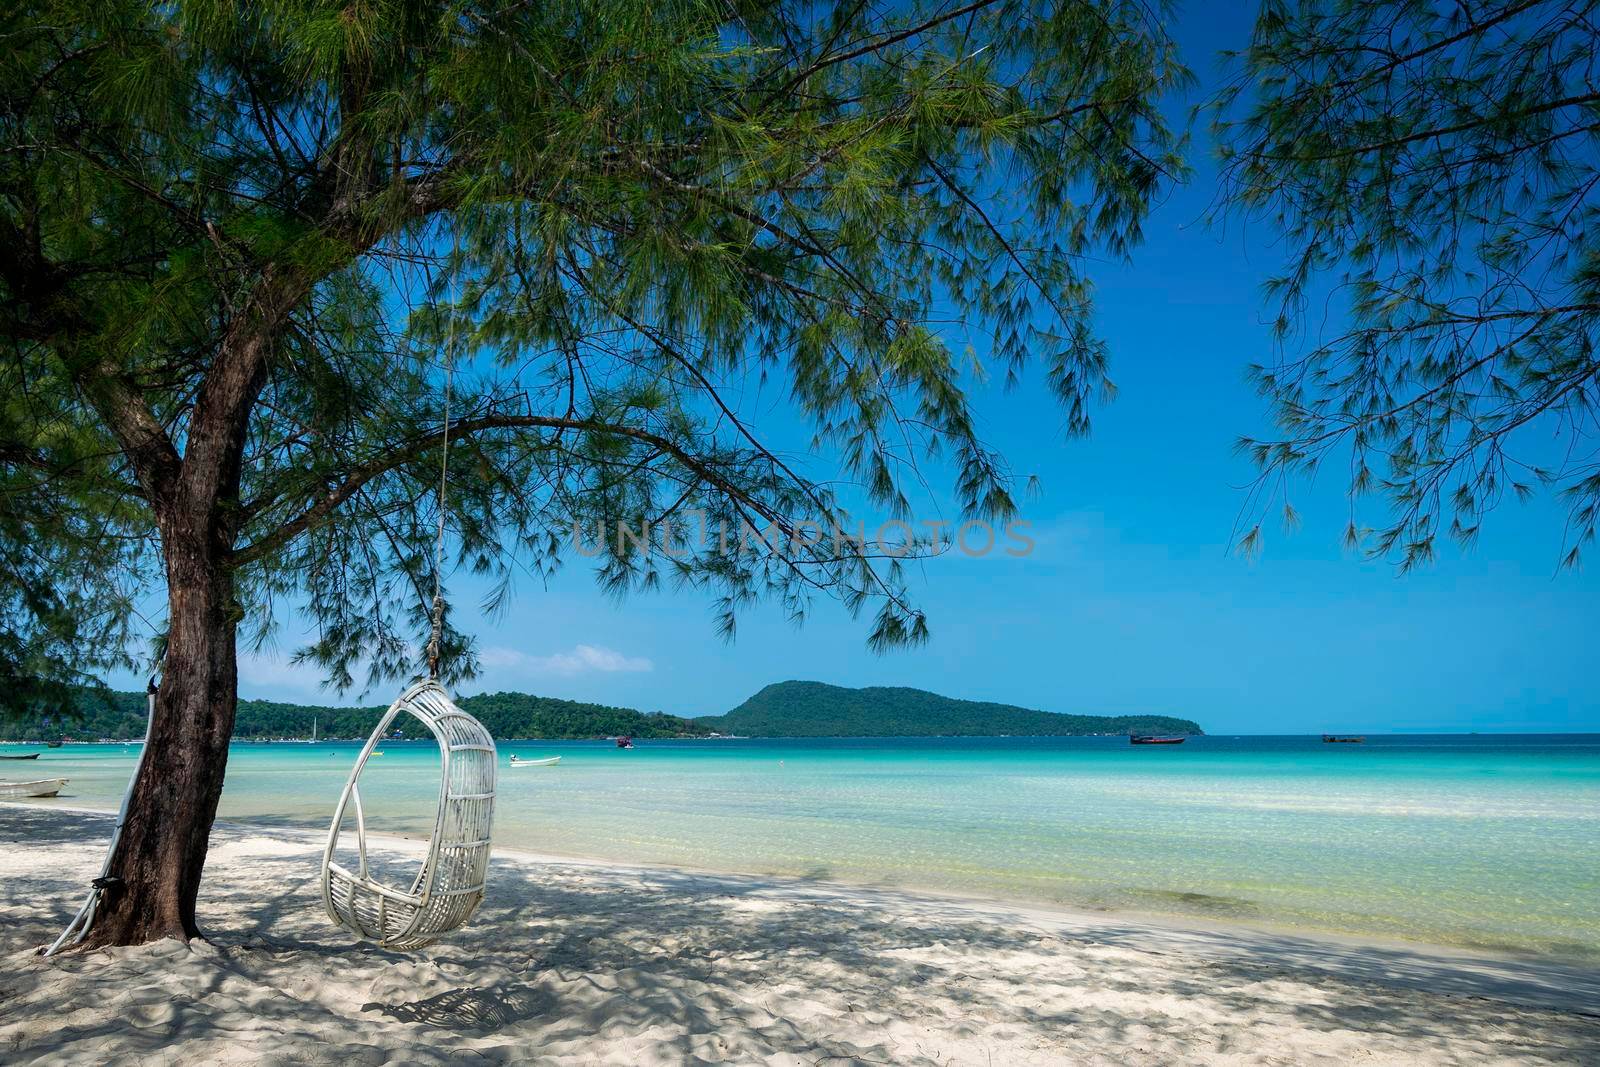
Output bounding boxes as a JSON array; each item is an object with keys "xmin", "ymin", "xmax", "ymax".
[
  {"xmin": 1322, "ymin": 734, "xmax": 1366, "ymax": 743},
  {"xmin": 616, "ymin": 735, "xmax": 634, "ymax": 749},
  {"xmin": 1129, "ymin": 735, "xmax": 1186, "ymax": 745}
]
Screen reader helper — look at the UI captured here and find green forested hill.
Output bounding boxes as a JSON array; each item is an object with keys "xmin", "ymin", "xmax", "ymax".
[
  {"xmin": 458, "ymin": 692, "xmax": 707, "ymax": 740},
  {"xmin": 695, "ymin": 681, "xmax": 1201, "ymax": 737},
  {"xmin": 0, "ymin": 688, "xmax": 710, "ymax": 741},
  {"xmin": 0, "ymin": 680, "xmax": 1200, "ymax": 741}
]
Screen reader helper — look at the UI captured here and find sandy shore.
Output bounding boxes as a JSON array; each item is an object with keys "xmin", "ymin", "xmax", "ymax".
[{"xmin": 2, "ymin": 804, "xmax": 1597, "ymax": 1065}]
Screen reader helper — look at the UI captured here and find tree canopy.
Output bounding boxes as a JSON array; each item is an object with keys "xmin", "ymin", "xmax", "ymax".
[
  {"xmin": 2, "ymin": 0, "xmax": 1189, "ymax": 711},
  {"xmin": 1216, "ymin": 0, "xmax": 1600, "ymax": 568}
]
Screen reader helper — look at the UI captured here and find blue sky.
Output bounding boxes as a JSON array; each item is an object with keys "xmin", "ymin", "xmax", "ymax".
[{"xmin": 190, "ymin": 6, "xmax": 1598, "ymax": 733}]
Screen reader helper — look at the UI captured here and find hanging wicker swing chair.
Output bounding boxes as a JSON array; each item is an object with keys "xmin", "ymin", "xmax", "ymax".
[
  {"xmin": 321, "ymin": 244, "xmax": 494, "ymax": 950},
  {"xmin": 321, "ymin": 679, "xmax": 497, "ymax": 949}
]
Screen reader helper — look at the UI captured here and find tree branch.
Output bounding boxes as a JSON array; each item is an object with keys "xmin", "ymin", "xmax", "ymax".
[
  {"xmin": 232, "ymin": 412, "xmax": 758, "ymax": 566},
  {"xmin": 180, "ymin": 170, "xmax": 458, "ymax": 518},
  {"xmin": 1274, "ymin": 92, "xmax": 1600, "ymax": 163},
  {"xmin": 769, "ymin": 0, "xmax": 1005, "ymax": 99}
]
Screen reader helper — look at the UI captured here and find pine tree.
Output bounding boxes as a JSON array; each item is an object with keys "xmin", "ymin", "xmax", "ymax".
[{"xmin": 1, "ymin": 0, "xmax": 1186, "ymax": 946}]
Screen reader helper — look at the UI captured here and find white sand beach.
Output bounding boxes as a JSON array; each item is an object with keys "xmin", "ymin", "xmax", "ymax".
[{"xmin": 2, "ymin": 803, "xmax": 1597, "ymax": 1065}]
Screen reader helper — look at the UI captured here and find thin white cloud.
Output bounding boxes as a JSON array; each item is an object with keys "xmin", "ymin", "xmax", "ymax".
[{"xmin": 480, "ymin": 643, "xmax": 653, "ymax": 677}]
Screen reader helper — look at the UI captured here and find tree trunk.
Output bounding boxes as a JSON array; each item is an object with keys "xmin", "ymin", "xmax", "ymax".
[{"xmin": 77, "ymin": 529, "xmax": 239, "ymax": 948}]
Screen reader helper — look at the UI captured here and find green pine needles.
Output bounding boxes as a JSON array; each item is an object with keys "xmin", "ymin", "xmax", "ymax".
[
  {"xmin": 1, "ymin": 1, "xmax": 1188, "ymax": 709},
  {"xmin": 1216, "ymin": 0, "xmax": 1600, "ymax": 570}
]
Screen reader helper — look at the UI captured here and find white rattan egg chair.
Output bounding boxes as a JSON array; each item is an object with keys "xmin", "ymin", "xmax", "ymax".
[{"xmin": 321, "ymin": 679, "xmax": 497, "ymax": 949}]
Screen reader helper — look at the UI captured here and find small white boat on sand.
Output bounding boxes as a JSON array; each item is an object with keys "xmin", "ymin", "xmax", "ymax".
[
  {"xmin": 509, "ymin": 756, "xmax": 561, "ymax": 768},
  {"xmin": 0, "ymin": 778, "xmax": 68, "ymax": 798}
]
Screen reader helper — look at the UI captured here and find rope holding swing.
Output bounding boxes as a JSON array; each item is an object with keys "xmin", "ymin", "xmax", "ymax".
[
  {"xmin": 425, "ymin": 594, "xmax": 445, "ymax": 679},
  {"xmin": 320, "ymin": 233, "xmax": 497, "ymax": 949},
  {"xmin": 425, "ymin": 312, "xmax": 452, "ymax": 680}
]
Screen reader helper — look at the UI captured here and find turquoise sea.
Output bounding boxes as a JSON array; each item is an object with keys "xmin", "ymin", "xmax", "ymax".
[{"xmin": 5, "ymin": 734, "xmax": 1598, "ymax": 958}]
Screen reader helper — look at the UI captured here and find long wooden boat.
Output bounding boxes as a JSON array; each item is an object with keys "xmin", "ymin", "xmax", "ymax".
[
  {"xmin": 509, "ymin": 756, "xmax": 561, "ymax": 767},
  {"xmin": 0, "ymin": 778, "xmax": 68, "ymax": 798},
  {"xmin": 0, "ymin": 752, "xmax": 41, "ymax": 760},
  {"xmin": 1129, "ymin": 735, "xmax": 1186, "ymax": 745}
]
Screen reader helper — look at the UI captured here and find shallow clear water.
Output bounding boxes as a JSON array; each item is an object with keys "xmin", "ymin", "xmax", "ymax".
[{"xmin": 6, "ymin": 734, "xmax": 1598, "ymax": 958}]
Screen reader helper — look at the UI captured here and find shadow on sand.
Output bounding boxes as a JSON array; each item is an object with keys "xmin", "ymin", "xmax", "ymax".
[{"xmin": 2, "ymin": 805, "xmax": 1597, "ymax": 1065}]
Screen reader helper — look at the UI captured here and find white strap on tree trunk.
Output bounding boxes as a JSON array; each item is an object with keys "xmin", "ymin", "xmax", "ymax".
[{"xmin": 44, "ymin": 682, "xmax": 157, "ymax": 956}]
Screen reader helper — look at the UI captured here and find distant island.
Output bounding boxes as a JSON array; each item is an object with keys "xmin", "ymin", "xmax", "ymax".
[
  {"xmin": 697, "ymin": 681, "xmax": 1202, "ymax": 738},
  {"xmin": 0, "ymin": 680, "xmax": 1200, "ymax": 741}
]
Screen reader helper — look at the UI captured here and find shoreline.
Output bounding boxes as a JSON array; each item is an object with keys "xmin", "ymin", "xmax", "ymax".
[
  {"xmin": 18, "ymin": 732, "xmax": 1600, "ymax": 747},
  {"xmin": 9, "ymin": 797, "xmax": 1600, "ymax": 980},
  {"xmin": 3, "ymin": 803, "xmax": 1598, "ymax": 1064},
  {"xmin": 9, "ymin": 800, "xmax": 1600, "ymax": 1006}
]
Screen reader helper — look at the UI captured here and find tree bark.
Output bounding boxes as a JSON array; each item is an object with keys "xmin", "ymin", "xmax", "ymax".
[{"xmin": 76, "ymin": 515, "xmax": 241, "ymax": 947}]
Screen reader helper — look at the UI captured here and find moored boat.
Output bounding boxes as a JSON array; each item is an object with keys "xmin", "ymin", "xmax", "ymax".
[
  {"xmin": 0, "ymin": 752, "xmax": 41, "ymax": 760},
  {"xmin": 509, "ymin": 756, "xmax": 561, "ymax": 767},
  {"xmin": 1129, "ymin": 735, "xmax": 1186, "ymax": 745},
  {"xmin": 0, "ymin": 778, "xmax": 68, "ymax": 798}
]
